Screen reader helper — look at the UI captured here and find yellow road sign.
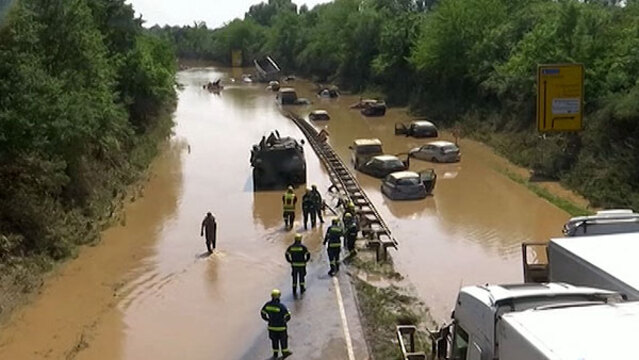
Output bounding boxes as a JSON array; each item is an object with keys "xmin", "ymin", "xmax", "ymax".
[{"xmin": 537, "ymin": 64, "xmax": 584, "ymax": 132}]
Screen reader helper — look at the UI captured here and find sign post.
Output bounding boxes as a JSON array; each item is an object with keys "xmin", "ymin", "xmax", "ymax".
[{"xmin": 537, "ymin": 64, "xmax": 584, "ymax": 133}]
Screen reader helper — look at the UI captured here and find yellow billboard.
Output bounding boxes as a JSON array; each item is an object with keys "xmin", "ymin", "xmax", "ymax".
[
  {"xmin": 231, "ymin": 50, "xmax": 243, "ymax": 68},
  {"xmin": 537, "ymin": 64, "xmax": 584, "ymax": 132}
]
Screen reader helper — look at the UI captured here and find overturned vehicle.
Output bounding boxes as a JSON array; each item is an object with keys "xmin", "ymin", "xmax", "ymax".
[{"xmin": 251, "ymin": 131, "xmax": 307, "ymax": 190}]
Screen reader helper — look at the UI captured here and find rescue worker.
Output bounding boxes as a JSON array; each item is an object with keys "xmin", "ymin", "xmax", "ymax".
[
  {"xmin": 323, "ymin": 218, "xmax": 343, "ymax": 276},
  {"xmin": 200, "ymin": 212, "xmax": 217, "ymax": 253},
  {"xmin": 285, "ymin": 234, "xmax": 311, "ymax": 295},
  {"xmin": 301, "ymin": 188, "xmax": 316, "ymax": 230},
  {"xmin": 260, "ymin": 289, "xmax": 292, "ymax": 359},
  {"xmin": 310, "ymin": 185, "xmax": 324, "ymax": 224},
  {"xmin": 344, "ymin": 201, "xmax": 356, "ymax": 218},
  {"xmin": 282, "ymin": 186, "xmax": 297, "ymax": 230},
  {"xmin": 343, "ymin": 212, "xmax": 359, "ymax": 255}
]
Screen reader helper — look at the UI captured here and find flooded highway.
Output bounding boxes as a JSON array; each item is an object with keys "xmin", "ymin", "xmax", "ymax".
[
  {"xmin": 0, "ymin": 68, "xmax": 368, "ymax": 360},
  {"xmin": 289, "ymin": 84, "xmax": 572, "ymax": 320},
  {"xmin": 0, "ymin": 67, "xmax": 576, "ymax": 360}
]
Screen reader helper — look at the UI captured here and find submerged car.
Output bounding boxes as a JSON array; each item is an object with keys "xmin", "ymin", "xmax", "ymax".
[
  {"xmin": 350, "ymin": 138, "xmax": 384, "ymax": 168},
  {"xmin": 409, "ymin": 141, "xmax": 461, "ymax": 163},
  {"xmin": 268, "ymin": 80, "xmax": 280, "ymax": 91},
  {"xmin": 357, "ymin": 155, "xmax": 408, "ymax": 178},
  {"xmin": 381, "ymin": 170, "xmax": 437, "ymax": 200},
  {"xmin": 361, "ymin": 101, "xmax": 387, "ymax": 117},
  {"xmin": 251, "ymin": 131, "xmax": 306, "ymax": 190},
  {"xmin": 309, "ymin": 110, "xmax": 330, "ymax": 121},
  {"xmin": 277, "ymin": 87, "xmax": 298, "ymax": 105},
  {"xmin": 318, "ymin": 87, "xmax": 340, "ymax": 98},
  {"xmin": 395, "ymin": 120, "xmax": 438, "ymax": 138}
]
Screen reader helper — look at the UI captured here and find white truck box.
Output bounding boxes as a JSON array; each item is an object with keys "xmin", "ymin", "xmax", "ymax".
[
  {"xmin": 549, "ymin": 233, "xmax": 639, "ymax": 300},
  {"xmin": 498, "ymin": 301, "xmax": 639, "ymax": 360}
]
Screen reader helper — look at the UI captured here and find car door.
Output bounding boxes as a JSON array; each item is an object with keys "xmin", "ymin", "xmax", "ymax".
[
  {"xmin": 416, "ymin": 145, "xmax": 432, "ymax": 160},
  {"xmin": 419, "ymin": 169, "xmax": 437, "ymax": 193},
  {"xmin": 395, "ymin": 123, "xmax": 408, "ymax": 135}
]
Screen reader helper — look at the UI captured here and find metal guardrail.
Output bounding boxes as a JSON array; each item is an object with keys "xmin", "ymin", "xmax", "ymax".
[
  {"xmin": 283, "ymin": 110, "xmax": 398, "ymax": 261},
  {"xmin": 397, "ymin": 326, "xmax": 427, "ymax": 360}
]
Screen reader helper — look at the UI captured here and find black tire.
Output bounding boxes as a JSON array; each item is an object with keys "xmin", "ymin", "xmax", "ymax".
[{"xmin": 431, "ymin": 157, "xmax": 438, "ymax": 163}]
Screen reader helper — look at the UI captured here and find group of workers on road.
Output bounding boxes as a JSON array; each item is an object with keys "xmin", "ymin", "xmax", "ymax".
[
  {"xmin": 200, "ymin": 185, "xmax": 360, "ymax": 359},
  {"xmin": 283, "ymin": 184, "xmax": 324, "ymax": 230},
  {"xmin": 259, "ymin": 186, "xmax": 361, "ymax": 358}
]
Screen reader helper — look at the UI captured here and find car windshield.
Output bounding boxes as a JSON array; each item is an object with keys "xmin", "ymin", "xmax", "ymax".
[
  {"xmin": 357, "ymin": 145, "xmax": 382, "ymax": 154},
  {"xmin": 382, "ymin": 160, "xmax": 404, "ymax": 169}
]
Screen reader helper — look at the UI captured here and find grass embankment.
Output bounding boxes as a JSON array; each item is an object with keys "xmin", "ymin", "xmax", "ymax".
[
  {"xmin": 347, "ymin": 254, "xmax": 432, "ymax": 359},
  {"xmin": 0, "ymin": 105, "xmax": 175, "ymax": 323}
]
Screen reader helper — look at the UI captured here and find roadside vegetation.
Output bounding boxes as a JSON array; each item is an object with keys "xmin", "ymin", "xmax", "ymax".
[
  {"xmin": 0, "ymin": 0, "xmax": 176, "ymax": 317},
  {"xmin": 154, "ymin": 0, "xmax": 638, "ymax": 211}
]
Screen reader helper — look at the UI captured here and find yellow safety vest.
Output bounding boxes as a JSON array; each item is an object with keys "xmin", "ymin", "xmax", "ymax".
[{"xmin": 283, "ymin": 192, "xmax": 295, "ymax": 211}]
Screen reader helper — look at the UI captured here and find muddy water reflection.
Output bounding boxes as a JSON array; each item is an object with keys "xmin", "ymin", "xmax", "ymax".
[{"xmin": 290, "ymin": 83, "xmax": 570, "ymax": 320}]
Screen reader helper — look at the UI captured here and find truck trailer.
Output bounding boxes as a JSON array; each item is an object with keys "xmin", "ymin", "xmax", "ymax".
[{"xmin": 425, "ymin": 283, "xmax": 621, "ymax": 360}]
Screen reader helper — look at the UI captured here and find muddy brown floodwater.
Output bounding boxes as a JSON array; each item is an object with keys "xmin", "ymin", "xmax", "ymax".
[
  {"xmin": 0, "ymin": 68, "xmax": 369, "ymax": 360},
  {"xmin": 0, "ymin": 68, "xmax": 573, "ymax": 360},
  {"xmin": 289, "ymin": 83, "xmax": 572, "ymax": 321}
]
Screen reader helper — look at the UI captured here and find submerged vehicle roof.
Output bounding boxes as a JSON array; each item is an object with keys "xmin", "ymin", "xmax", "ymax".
[
  {"xmin": 502, "ymin": 301, "xmax": 639, "ymax": 359},
  {"xmin": 411, "ymin": 120, "xmax": 436, "ymax": 127},
  {"xmin": 310, "ymin": 110, "xmax": 329, "ymax": 115},
  {"xmin": 353, "ymin": 138, "xmax": 382, "ymax": 146},
  {"xmin": 428, "ymin": 140, "xmax": 457, "ymax": 147},
  {"xmin": 550, "ymin": 233, "xmax": 639, "ymax": 292},
  {"xmin": 279, "ymin": 87, "xmax": 296, "ymax": 93},
  {"xmin": 388, "ymin": 171, "xmax": 419, "ymax": 180},
  {"xmin": 372, "ymin": 155, "xmax": 401, "ymax": 162}
]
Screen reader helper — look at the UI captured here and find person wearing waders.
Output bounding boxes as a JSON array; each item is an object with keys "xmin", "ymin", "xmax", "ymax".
[
  {"xmin": 260, "ymin": 289, "xmax": 292, "ymax": 359},
  {"xmin": 343, "ymin": 212, "xmax": 359, "ymax": 256},
  {"xmin": 282, "ymin": 186, "xmax": 297, "ymax": 230},
  {"xmin": 301, "ymin": 188, "xmax": 316, "ymax": 230},
  {"xmin": 323, "ymin": 218, "xmax": 343, "ymax": 276},
  {"xmin": 310, "ymin": 184, "xmax": 324, "ymax": 224},
  {"xmin": 200, "ymin": 212, "xmax": 217, "ymax": 253},
  {"xmin": 286, "ymin": 233, "xmax": 311, "ymax": 296}
]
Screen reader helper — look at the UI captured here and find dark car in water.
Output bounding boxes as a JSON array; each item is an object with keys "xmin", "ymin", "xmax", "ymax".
[
  {"xmin": 395, "ymin": 120, "xmax": 438, "ymax": 138},
  {"xmin": 361, "ymin": 101, "xmax": 387, "ymax": 117},
  {"xmin": 251, "ymin": 131, "xmax": 306, "ymax": 190},
  {"xmin": 358, "ymin": 155, "xmax": 408, "ymax": 178},
  {"xmin": 381, "ymin": 170, "xmax": 437, "ymax": 200}
]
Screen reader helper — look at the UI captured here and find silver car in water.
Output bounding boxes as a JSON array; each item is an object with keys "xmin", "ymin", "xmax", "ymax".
[{"xmin": 409, "ymin": 141, "xmax": 461, "ymax": 163}]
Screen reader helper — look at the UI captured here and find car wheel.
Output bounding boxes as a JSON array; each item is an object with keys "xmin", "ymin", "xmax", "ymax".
[{"xmin": 431, "ymin": 157, "xmax": 438, "ymax": 163}]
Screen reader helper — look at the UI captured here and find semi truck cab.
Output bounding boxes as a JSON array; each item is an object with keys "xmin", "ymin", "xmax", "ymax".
[{"xmin": 430, "ymin": 283, "xmax": 619, "ymax": 360}]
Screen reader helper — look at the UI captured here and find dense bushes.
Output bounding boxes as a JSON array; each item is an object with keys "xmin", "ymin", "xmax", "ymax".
[
  {"xmin": 0, "ymin": 0, "xmax": 176, "ymax": 267},
  {"xmin": 153, "ymin": 0, "xmax": 639, "ymax": 209}
]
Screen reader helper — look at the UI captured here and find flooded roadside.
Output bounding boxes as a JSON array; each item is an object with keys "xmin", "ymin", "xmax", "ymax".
[
  {"xmin": 0, "ymin": 68, "xmax": 367, "ymax": 360},
  {"xmin": 289, "ymin": 83, "xmax": 572, "ymax": 320}
]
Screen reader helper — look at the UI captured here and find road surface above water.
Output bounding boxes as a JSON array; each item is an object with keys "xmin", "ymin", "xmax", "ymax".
[
  {"xmin": 0, "ymin": 68, "xmax": 368, "ymax": 360},
  {"xmin": 0, "ymin": 67, "xmax": 573, "ymax": 360}
]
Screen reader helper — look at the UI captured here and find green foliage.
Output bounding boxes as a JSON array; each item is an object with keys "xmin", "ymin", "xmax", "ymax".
[{"xmin": 0, "ymin": 0, "xmax": 176, "ymax": 266}]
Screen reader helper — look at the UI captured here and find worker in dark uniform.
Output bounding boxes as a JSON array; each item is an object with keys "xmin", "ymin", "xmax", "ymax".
[
  {"xmin": 343, "ymin": 212, "xmax": 359, "ymax": 256},
  {"xmin": 282, "ymin": 186, "xmax": 297, "ymax": 230},
  {"xmin": 323, "ymin": 218, "xmax": 343, "ymax": 276},
  {"xmin": 301, "ymin": 188, "xmax": 316, "ymax": 230},
  {"xmin": 260, "ymin": 289, "xmax": 292, "ymax": 359},
  {"xmin": 200, "ymin": 212, "xmax": 217, "ymax": 253},
  {"xmin": 286, "ymin": 233, "xmax": 311, "ymax": 295},
  {"xmin": 310, "ymin": 185, "xmax": 324, "ymax": 224}
]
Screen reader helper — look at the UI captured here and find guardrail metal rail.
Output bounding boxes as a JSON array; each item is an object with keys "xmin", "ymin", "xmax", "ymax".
[{"xmin": 283, "ymin": 110, "xmax": 398, "ymax": 260}]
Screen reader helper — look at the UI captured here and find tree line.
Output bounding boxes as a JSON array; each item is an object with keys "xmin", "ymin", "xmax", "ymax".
[
  {"xmin": 0, "ymin": 0, "xmax": 176, "ymax": 272},
  {"xmin": 155, "ymin": 0, "xmax": 639, "ymax": 210}
]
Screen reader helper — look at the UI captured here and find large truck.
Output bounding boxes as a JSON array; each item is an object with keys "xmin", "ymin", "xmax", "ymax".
[
  {"xmin": 523, "ymin": 233, "xmax": 639, "ymax": 300},
  {"xmin": 562, "ymin": 209, "xmax": 639, "ymax": 236},
  {"xmin": 419, "ymin": 283, "xmax": 624, "ymax": 360}
]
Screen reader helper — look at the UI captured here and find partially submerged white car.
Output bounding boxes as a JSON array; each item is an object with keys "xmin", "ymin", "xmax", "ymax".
[
  {"xmin": 309, "ymin": 110, "xmax": 330, "ymax": 121},
  {"xmin": 409, "ymin": 141, "xmax": 460, "ymax": 163}
]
